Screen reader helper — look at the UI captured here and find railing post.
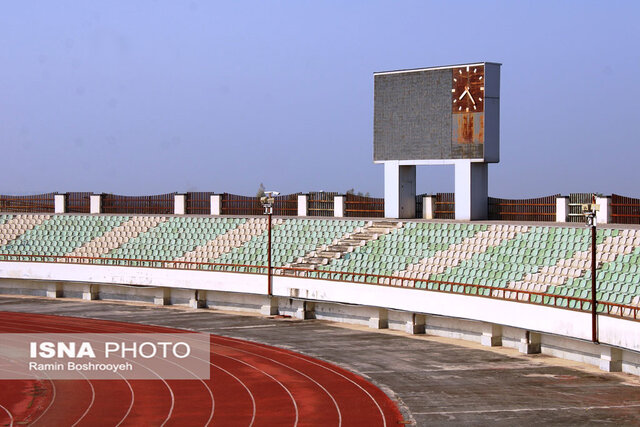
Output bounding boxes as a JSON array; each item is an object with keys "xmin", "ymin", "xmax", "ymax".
[
  {"xmin": 334, "ymin": 195, "xmax": 345, "ymax": 217},
  {"xmin": 297, "ymin": 194, "xmax": 308, "ymax": 216},
  {"xmin": 211, "ymin": 194, "xmax": 221, "ymax": 216},
  {"xmin": 556, "ymin": 196, "xmax": 569, "ymax": 222},
  {"xmin": 596, "ymin": 196, "xmax": 611, "ymax": 224},
  {"xmin": 54, "ymin": 194, "xmax": 66, "ymax": 214},
  {"xmin": 90, "ymin": 194, "xmax": 102, "ymax": 214}
]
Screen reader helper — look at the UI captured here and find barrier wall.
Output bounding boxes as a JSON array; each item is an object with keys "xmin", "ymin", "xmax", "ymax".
[{"xmin": 0, "ymin": 260, "xmax": 638, "ymax": 376}]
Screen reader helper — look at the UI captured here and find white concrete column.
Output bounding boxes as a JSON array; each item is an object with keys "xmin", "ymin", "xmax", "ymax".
[
  {"xmin": 556, "ymin": 196, "xmax": 569, "ymax": 222},
  {"xmin": 405, "ymin": 313, "xmax": 425, "ymax": 334},
  {"xmin": 423, "ymin": 195, "xmax": 435, "ymax": 219},
  {"xmin": 596, "ymin": 196, "xmax": 611, "ymax": 224},
  {"xmin": 90, "ymin": 195, "xmax": 101, "ymax": 214},
  {"xmin": 384, "ymin": 161, "xmax": 416, "ymax": 219},
  {"xmin": 481, "ymin": 323, "xmax": 502, "ymax": 347},
  {"xmin": 260, "ymin": 296, "xmax": 279, "ymax": 315},
  {"xmin": 599, "ymin": 346, "xmax": 622, "ymax": 372},
  {"xmin": 368, "ymin": 308, "xmax": 389, "ymax": 329},
  {"xmin": 46, "ymin": 282, "xmax": 63, "ymax": 298},
  {"xmin": 291, "ymin": 300, "xmax": 314, "ymax": 320},
  {"xmin": 54, "ymin": 194, "xmax": 66, "ymax": 214},
  {"xmin": 210, "ymin": 194, "xmax": 222, "ymax": 216},
  {"xmin": 82, "ymin": 284, "xmax": 99, "ymax": 300},
  {"xmin": 154, "ymin": 288, "xmax": 170, "ymax": 306},
  {"xmin": 518, "ymin": 331, "xmax": 541, "ymax": 354},
  {"xmin": 334, "ymin": 195, "xmax": 345, "ymax": 217},
  {"xmin": 297, "ymin": 194, "xmax": 308, "ymax": 216},
  {"xmin": 455, "ymin": 160, "xmax": 488, "ymax": 220},
  {"xmin": 189, "ymin": 289, "xmax": 206, "ymax": 309},
  {"xmin": 174, "ymin": 194, "xmax": 186, "ymax": 215}
]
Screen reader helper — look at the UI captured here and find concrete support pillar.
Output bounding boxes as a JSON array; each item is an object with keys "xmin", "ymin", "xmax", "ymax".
[
  {"xmin": 54, "ymin": 194, "xmax": 66, "ymax": 214},
  {"xmin": 405, "ymin": 313, "xmax": 426, "ymax": 335},
  {"xmin": 90, "ymin": 194, "xmax": 101, "ymax": 214},
  {"xmin": 46, "ymin": 282, "xmax": 63, "ymax": 298},
  {"xmin": 174, "ymin": 194, "xmax": 186, "ymax": 215},
  {"xmin": 368, "ymin": 308, "xmax": 388, "ymax": 329},
  {"xmin": 384, "ymin": 162, "xmax": 416, "ymax": 219},
  {"xmin": 518, "ymin": 331, "xmax": 541, "ymax": 354},
  {"xmin": 599, "ymin": 346, "xmax": 622, "ymax": 372},
  {"xmin": 154, "ymin": 288, "xmax": 170, "ymax": 306},
  {"xmin": 260, "ymin": 296, "xmax": 279, "ymax": 316},
  {"xmin": 291, "ymin": 300, "xmax": 315, "ymax": 320},
  {"xmin": 481, "ymin": 323, "xmax": 502, "ymax": 347},
  {"xmin": 455, "ymin": 160, "xmax": 488, "ymax": 220},
  {"xmin": 211, "ymin": 195, "xmax": 222, "ymax": 216},
  {"xmin": 189, "ymin": 289, "xmax": 206, "ymax": 309},
  {"xmin": 596, "ymin": 196, "xmax": 611, "ymax": 224},
  {"xmin": 82, "ymin": 284, "xmax": 98, "ymax": 301},
  {"xmin": 556, "ymin": 196, "xmax": 569, "ymax": 222},
  {"xmin": 334, "ymin": 195, "xmax": 345, "ymax": 217},
  {"xmin": 297, "ymin": 194, "xmax": 308, "ymax": 216},
  {"xmin": 423, "ymin": 195, "xmax": 435, "ymax": 219}
]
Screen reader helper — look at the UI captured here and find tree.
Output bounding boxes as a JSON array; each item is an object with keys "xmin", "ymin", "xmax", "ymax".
[{"xmin": 256, "ymin": 183, "xmax": 265, "ymax": 198}]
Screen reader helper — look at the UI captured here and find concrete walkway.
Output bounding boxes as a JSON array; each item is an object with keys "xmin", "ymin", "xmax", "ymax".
[{"xmin": 1, "ymin": 296, "xmax": 639, "ymax": 425}]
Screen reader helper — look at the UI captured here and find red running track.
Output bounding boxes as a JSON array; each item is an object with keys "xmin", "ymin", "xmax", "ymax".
[{"xmin": 0, "ymin": 312, "xmax": 403, "ymax": 426}]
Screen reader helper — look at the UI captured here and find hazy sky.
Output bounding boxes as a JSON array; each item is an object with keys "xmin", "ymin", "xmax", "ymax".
[{"xmin": 1, "ymin": 1, "xmax": 638, "ymax": 198}]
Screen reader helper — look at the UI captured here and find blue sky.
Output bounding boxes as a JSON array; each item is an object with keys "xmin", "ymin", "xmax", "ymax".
[{"xmin": 1, "ymin": 1, "xmax": 638, "ymax": 198}]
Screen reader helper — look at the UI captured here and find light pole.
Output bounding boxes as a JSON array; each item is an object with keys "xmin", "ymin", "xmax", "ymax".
[
  {"xmin": 260, "ymin": 191, "xmax": 279, "ymax": 296},
  {"xmin": 582, "ymin": 194, "xmax": 599, "ymax": 344}
]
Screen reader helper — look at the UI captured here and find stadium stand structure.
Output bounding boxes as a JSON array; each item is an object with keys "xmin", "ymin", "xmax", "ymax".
[{"xmin": 1, "ymin": 213, "xmax": 639, "ymax": 374}]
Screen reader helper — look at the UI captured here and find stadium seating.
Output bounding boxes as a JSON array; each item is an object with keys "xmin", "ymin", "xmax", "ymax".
[{"xmin": 0, "ymin": 213, "xmax": 639, "ymax": 314}]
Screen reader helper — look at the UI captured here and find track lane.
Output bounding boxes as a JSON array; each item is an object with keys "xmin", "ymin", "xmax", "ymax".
[{"xmin": 0, "ymin": 311, "xmax": 403, "ymax": 426}]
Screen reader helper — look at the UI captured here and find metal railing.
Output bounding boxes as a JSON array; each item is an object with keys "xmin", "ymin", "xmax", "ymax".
[
  {"xmin": 307, "ymin": 192, "xmax": 336, "ymax": 217},
  {"xmin": 569, "ymin": 193, "xmax": 594, "ymax": 223},
  {"xmin": 0, "ymin": 253, "xmax": 637, "ymax": 322},
  {"xmin": 344, "ymin": 194, "xmax": 384, "ymax": 218},
  {"xmin": 101, "ymin": 193, "xmax": 175, "ymax": 214},
  {"xmin": 0, "ymin": 193, "xmax": 55, "ymax": 213},
  {"xmin": 186, "ymin": 192, "xmax": 214, "ymax": 215},
  {"xmin": 489, "ymin": 194, "xmax": 559, "ymax": 222},
  {"xmin": 66, "ymin": 192, "xmax": 91, "ymax": 213},
  {"xmin": 611, "ymin": 194, "xmax": 640, "ymax": 225},
  {"xmin": 435, "ymin": 193, "xmax": 455, "ymax": 219}
]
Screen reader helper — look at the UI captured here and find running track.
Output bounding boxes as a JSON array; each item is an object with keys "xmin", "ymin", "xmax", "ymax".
[{"xmin": 0, "ymin": 312, "xmax": 403, "ymax": 426}]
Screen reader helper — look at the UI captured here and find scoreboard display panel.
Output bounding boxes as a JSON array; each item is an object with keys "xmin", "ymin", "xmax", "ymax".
[{"xmin": 374, "ymin": 62, "xmax": 500, "ymax": 163}]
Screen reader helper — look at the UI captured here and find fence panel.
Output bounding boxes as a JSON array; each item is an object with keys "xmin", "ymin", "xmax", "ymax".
[
  {"xmin": 221, "ymin": 193, "xmax": 262, "ymax": 215},
  {"xmin": 186, "ymin": 192, "xmax": 214, "ymax": 215},
  {"xmin": 488, "ymin": 194, "xmax": 559, "ymax": 222},
  {"xmin": 435, "ymin": 193, "xmax": 455, "ymax": 219},
  {"xmin": 611, "ymin": 194, "xmax": 640, "ymax": 225},
  {"xmin": 66, "ymin": 192, "xmax": 91, "ymax": 213},
  {"xmin": 101, "ymin": 193, "xmax": 174, "ymax": 214},
  {"xmin": 307, "ymin": 192, "xmax": 336, "ymax": 217},
  {"xmin": 0, "ymin": 193, "xmax": 55, "ymax": 213},
  {"xmin": 273, "ymin": 193, "xmax": 298, "ymax": 216},
  {"xmin": 568, "ymin": 193, "xmax": 593, "ymax": 223},
  {"xmin": 344, "ymin": 194, "xmax": 384, "ymax": 218}
]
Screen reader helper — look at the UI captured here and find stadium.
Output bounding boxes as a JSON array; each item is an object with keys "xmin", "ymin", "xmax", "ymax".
[{"xmin": 3, "ymin": 3, "xmax": 640, "ymax": 424}]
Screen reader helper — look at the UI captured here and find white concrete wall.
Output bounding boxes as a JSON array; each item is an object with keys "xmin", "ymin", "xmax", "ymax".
[
  {"xmin": 90, "ymin": 195, "xmax": 101, "ymax": 214},
  {"xmin": 1, "ymin": 261, "xmax": 639, "ymax": 372},
  {"xmin": 334, "ymin": 195, "xmax": 345, "ymax": 217},
  {"xmin": 174, "ymin": 194, "xmax": 186, "ymax": 215},
  {"xmin": 596, "ymin": 196, "xmax": 611, "ymax": 224},
  {"xmin": 210, "ymin": 195, "xmax": 221, "ymax": 216}
]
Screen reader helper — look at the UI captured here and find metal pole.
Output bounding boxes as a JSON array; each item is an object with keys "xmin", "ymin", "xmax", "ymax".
[
  {"xmin": 267, "ymin": 211, "xmax": 272, "ymax": 296},
  {"xmin": 591, "ymin": 221, "xmax": 598, "ymax": 343}
]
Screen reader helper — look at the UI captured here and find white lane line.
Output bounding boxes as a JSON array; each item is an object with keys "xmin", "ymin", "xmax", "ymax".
[
  {"xmin": 211, "ymin": 363, "xmax": 257, "ymax": 426},
  {"xmin": 214, "ymin": 343, "xmax": 342, "ymax": 427},
  {"xmin": 0, "ymin": 318, "xmax": 174, "ymax": 427},
  {"xmin": 0, "ymin": 403, "xmax": 13, "ymax": 427},
  {"xmin": 115, "ymin": 378, "xmax": 135, "ymax": 427},
  {"xmin": 413, "ymin": 403, "xmax": 640, "ymax": 415},
  {"xmin": 214, "ymin": 351, "xmax": 299, "ymax": 426},
  {"xmin": 214, "ymin": 334, "xmax": 387, "ymax": 427}
]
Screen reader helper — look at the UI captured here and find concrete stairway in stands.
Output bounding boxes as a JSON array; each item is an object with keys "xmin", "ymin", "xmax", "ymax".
[{"xmin": 287, "ymin": 220, "xmax": 403, "ymax": 270}]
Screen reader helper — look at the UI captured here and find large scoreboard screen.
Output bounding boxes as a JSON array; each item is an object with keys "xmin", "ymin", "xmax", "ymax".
[{"xmin": 373, "ymin": 62, "xmax": 500, "ymax": 163}]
